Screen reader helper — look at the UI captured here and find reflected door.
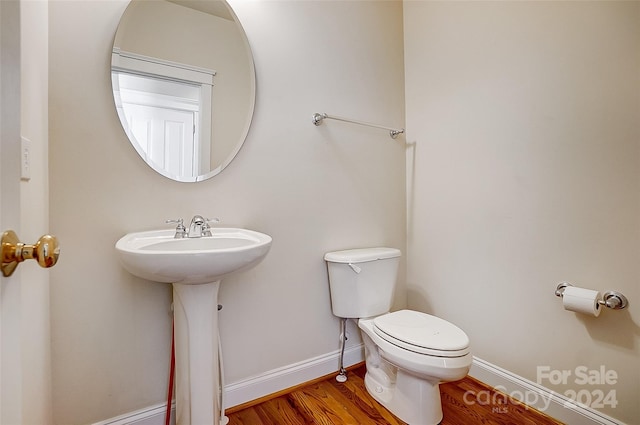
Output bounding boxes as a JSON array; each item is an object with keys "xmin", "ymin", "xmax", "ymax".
[
  {"xmin": 124, "ymin": 103, "xmax": 197, "ymax": 178},
  {"xmin": 113, "ymin": 70, "xmax": 206, "ymax": 180}
]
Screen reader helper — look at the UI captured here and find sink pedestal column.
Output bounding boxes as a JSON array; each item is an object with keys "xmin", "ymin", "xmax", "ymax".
[{"xmin": 172, "ymin": 281, "xmax": 221, "ymax": 425}]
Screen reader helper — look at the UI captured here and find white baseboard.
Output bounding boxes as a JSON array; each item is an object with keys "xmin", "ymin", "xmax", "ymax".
[
  {"xmin": 93, "ymin": 349, "xmax": 626, "ymax": 425},
  {"xmin": 224, "ymin": 343, "xmax": 365, "ymax": 409},
  {"xmin": 469, "ymin": 357, "xmax": 625, "ymax": 425},
  {"xmin": 91, "ymin": 344, "xmax": 364, "ymax": 425},
  {"xmin": 92, "ymin": 401, "xmax": 174, "ymax": 425}
]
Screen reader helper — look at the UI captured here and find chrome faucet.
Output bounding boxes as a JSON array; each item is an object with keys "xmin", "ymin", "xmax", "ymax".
[
  {"xmin": 188, "ymin": 215, "xmax": 220, "ymax": 238},
  {"xmin": 189, "ymin": 215, "xmax": 206, "ymax": 238},
  {"xmin": 167, "ymin": 216, "xmax": 219, "ymax": 238}
]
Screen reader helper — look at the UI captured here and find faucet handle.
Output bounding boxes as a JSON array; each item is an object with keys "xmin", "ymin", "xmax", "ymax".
[
  {"xmin": 166, "ymin": 218, "xmax": 187, "ymax": 238},
  {"xmin": 201, "ymin": 217, "xmax": 220, "ymax": 237}
]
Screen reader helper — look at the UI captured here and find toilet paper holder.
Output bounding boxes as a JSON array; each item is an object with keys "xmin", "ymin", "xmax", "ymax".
[{"xmin": 555, "ymin": 282, "xmax": 629, "ymax": 310}]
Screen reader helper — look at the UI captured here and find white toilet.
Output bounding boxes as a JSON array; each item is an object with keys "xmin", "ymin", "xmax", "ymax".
[{"xmin": 324, "ymin": 247, "xmax": 472, "ymax": 425}]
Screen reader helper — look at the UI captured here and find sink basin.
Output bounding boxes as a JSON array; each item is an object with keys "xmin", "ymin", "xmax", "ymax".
[{"xmin": 116, "ymin": 228, "xmax": 272, "ymax": 284}]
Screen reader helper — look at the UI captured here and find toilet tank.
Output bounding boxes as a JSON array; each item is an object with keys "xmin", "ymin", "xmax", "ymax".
[{"xmin": 324, "ymin": 247, "xmax": 401, "ymax": 318}]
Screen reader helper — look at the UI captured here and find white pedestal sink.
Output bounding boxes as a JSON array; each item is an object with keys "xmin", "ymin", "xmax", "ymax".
[{"xmin": 115, "ymin": 228, "xmax": 272, "ymax": 425}]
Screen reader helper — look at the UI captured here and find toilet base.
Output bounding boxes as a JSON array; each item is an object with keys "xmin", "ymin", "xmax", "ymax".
[{"xmin": 364, "ymin": 366, "xmax": 443, "ymax": 425}]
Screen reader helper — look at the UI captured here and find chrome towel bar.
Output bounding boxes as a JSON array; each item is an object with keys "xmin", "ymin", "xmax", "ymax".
[{"xmin": 312, "ymin": 112, "xmax": 404, "ymax": 139}]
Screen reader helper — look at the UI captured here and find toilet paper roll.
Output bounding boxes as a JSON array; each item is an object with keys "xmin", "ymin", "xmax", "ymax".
[{"xmin": 562, "ymin": 286, "xmax": 602, "ymax": 317}]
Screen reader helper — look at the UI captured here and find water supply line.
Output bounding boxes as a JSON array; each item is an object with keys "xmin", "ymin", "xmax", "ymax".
[
  {"xmin": 219, "ymin": 309, "xmax": 229, "ymax": 425},
  {"xmin": 164, "ymin": 319, "xmax": 175, "ymax": 425},
  {"xmin": 336, "ymin": 318, "xmax": 348, "ymax": 383}
]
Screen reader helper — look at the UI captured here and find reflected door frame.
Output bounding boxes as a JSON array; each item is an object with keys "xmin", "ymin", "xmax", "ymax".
[{"xmin": 112, "ymin": 49, "xmax": 214, "ymax": 180}]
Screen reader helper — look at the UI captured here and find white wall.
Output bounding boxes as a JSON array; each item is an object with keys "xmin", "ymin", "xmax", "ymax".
[
  {"xmin": 48, "ymin": 1, "xmax": 406, "ymax": 423},
  {"xmin": 404, "ymin": 2, "xmax": 639, "ymax": 424}
]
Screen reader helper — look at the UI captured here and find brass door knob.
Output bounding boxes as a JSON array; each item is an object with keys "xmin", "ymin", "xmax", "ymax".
[{"xmin": 1, "ymin": 230, "xmax": 60, "ymax": 277}]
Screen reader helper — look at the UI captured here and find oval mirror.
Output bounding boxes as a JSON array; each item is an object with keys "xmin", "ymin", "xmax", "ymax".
[{"xmin": 111, "ymin": 0, "xmax": 255, "ymax": 182}]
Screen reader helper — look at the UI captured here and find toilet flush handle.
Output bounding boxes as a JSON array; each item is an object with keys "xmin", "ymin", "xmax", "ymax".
[{"xmin": 348, "ymin": 263, "xmax": 362, "ymax": 273}]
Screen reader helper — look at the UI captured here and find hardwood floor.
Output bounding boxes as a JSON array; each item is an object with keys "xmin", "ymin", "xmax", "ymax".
[{"xmin": 226, "ymin": 364, "xmax": 564, "ymax": 425}]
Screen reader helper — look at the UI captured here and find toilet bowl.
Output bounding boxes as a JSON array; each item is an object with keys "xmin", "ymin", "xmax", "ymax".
[
  {"xmin": 359, "ymin": 310, "xmax": 471, "ymax": 425},
  {"xmin": 324, "ymin": 248, "xmax": 471, "ymax": 425}
]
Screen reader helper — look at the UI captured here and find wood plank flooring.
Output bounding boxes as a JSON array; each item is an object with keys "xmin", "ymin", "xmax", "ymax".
[{"xmin": 226, "ymin": 364, "xmax": 564, "ymax": 425}]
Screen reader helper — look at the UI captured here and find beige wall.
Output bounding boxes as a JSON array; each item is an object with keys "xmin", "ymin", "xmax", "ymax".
[
  {"xmin": 404, "ymin": 1, "xmax": 639, "ymax": 423},
  {"xmin": 48, "ymin": 1, "xmax": 406, "ymax": 423}
]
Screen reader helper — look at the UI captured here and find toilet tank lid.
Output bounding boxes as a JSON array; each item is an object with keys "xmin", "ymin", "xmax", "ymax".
[{"xmin": 324, "ymin": 247, "xmax": 401, "ymax": 263}]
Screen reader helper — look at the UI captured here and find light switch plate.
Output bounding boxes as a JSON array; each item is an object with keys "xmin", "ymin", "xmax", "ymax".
[{"xmin": 21, "ymin": 136, "xmax": 31, "ymax": 181}]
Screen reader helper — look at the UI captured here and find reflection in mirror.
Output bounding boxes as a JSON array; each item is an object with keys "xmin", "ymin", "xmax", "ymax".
[{"xmin": 111, "ymin": 0, "xmax": 255, "ymax": 182}]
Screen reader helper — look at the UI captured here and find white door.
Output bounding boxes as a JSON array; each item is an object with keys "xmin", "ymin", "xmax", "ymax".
[
  {"xmin": 1, "ymin": 2, "xmax": 55, "ymax": 423},
  {"xmin": 0, "ymin": 1, "xmax": 23, "ymax": 423}
]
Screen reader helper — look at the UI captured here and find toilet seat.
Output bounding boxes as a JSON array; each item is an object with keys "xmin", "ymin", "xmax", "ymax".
[{"xmin": 373, "ymin": 310, "xmax": 470, "ymax": 357}]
